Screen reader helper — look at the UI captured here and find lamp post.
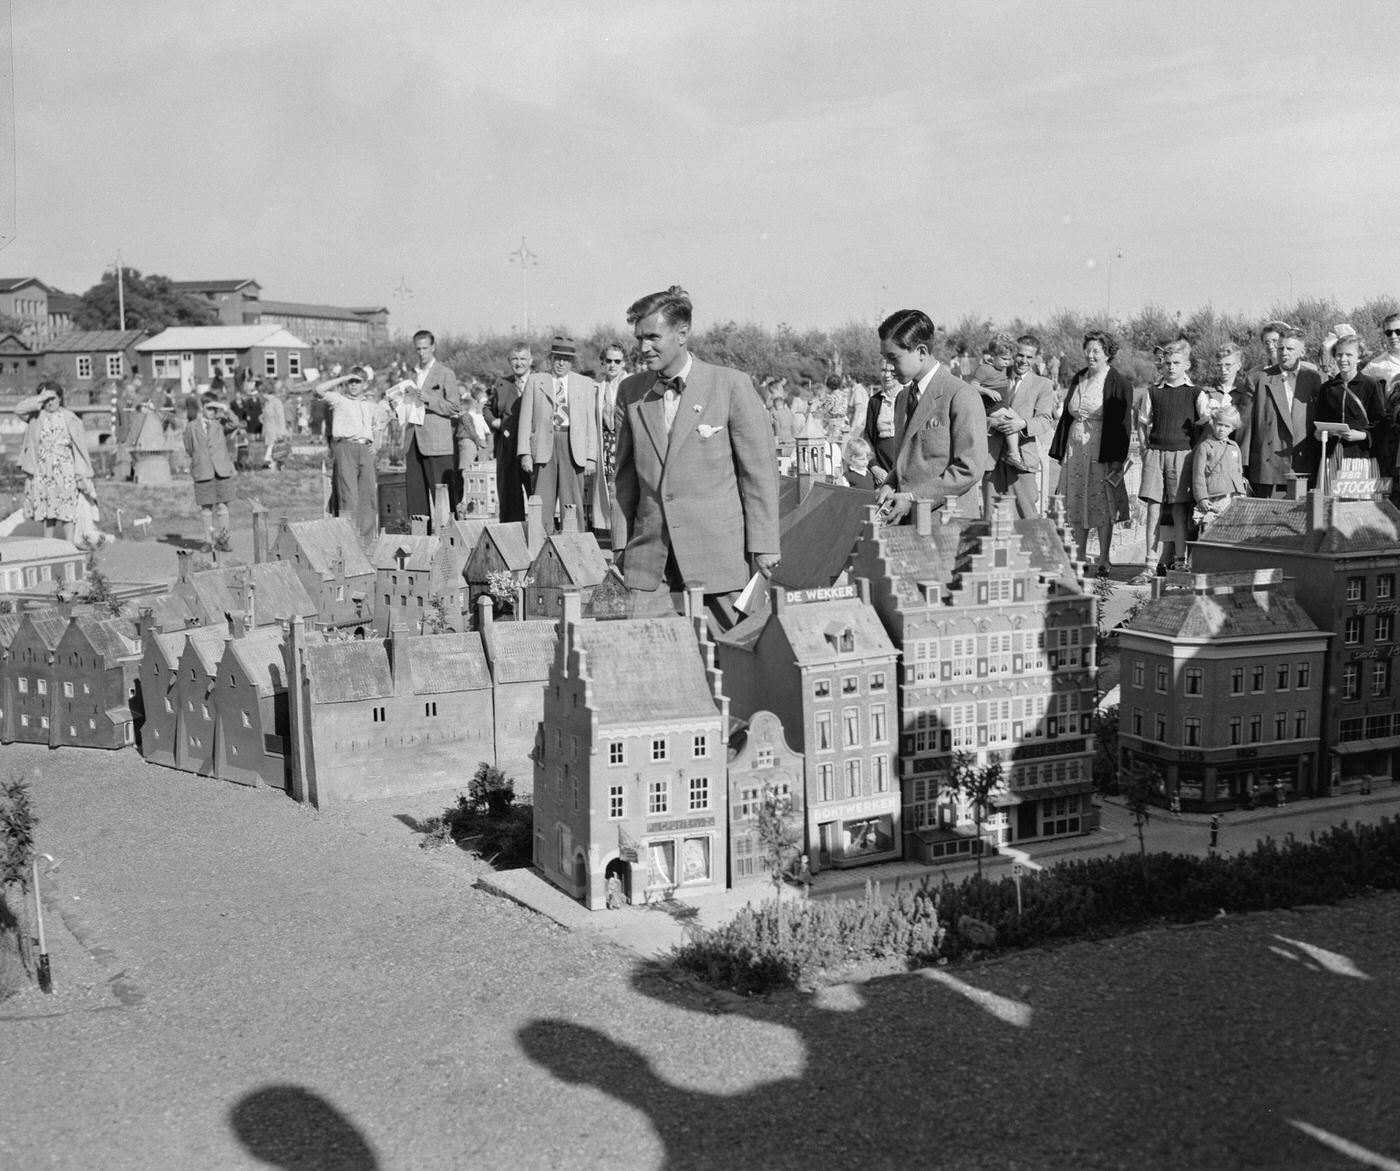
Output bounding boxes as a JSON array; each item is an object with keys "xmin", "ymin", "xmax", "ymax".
[
  {"xmin": 1106, "ymin": 249, "xmax": 1123, "ymax": 318},
  {"xmin": 508, "ymin": 236, "xmax": 538, "ymax": 335},
  {"xmin": 109, "ymin": 253, "xmax": 126, "ymax": 331}
]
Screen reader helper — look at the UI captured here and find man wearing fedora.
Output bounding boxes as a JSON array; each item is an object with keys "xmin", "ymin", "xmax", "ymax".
[
  {"xmin": 518, "ymin": 335, "xmax": 599, "ymax": 532},
  {"xmin": 613, "ymin": 286, "xmax": 780, "ymax": 627}
]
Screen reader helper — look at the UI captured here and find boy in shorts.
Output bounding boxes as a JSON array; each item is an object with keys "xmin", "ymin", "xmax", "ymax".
[
  {"xmin": 184, "ymin": 391, "xmax": 238, "ymax": 554},
  {"xmin": 1134, "ymin": 339, "xmax": 1196, "ymax": 580}
]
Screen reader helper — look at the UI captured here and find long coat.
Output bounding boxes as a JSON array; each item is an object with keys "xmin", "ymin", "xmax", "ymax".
[
  {"xmin": 613, "ymin": 356, "xmax": 780, "ymax": 594},
  {"xmin": 1240, "ymin": 364, "xmax": 1321, "ymax": 487},
  {"xmin": 888, "ymin": 367, "xmax": 990, "ymax": 508}
]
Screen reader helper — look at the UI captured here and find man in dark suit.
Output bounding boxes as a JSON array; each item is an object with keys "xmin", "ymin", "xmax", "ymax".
[
  {"xmin": 1240, "ymin": 327, "xmax": 1321, "ymax": 496},
  {"xmin": 404, "ymin": 329, "xmax": 461, "ymax": 530},
  {"xmin": 862, "ymin": 368, "xmax": 901, "ymax": 483},
  {"xmin": 985, "ymin": 334, "xmax": 1059, "ymax": 517},
  {"xmin": 486, "ymin": 343, "xmax": 531, "ymax": 522},
  {"xmin": 613, "ymin": 286, "xmax": 780, "ymax": 627},
  {"xmin": 874, "ymin": 309, "xmax": 989, "ymax": 522}
]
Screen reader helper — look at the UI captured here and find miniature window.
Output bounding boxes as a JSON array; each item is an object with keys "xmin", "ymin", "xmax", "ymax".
[
  {"xmin": 692, "ymin": 733, "xmax": 708, "ymax": 758},
  {"xmin": 1378, "ymin": 575, "xmax": 1395, "ymax": 600},
  {"xmin": 1274, "ymin": 711, "xmax": 1287, "ymax": 740},
  {"xmin": 1184, "ymin": 668, "xmax": 1201, "ymax": 696},
  {"xmin": 870, "ymin": 672, "xmax": 886, "ymax": 692},
  {"xmin": 425, "ymin": 702, "xmax": 438, "ymax": 717},
  {"xmin": 1373, "ymin": 661, "xmax": 1391, "ymax": 698},
  {"xmin": 571, "ymin": 735, "xmax": 579, "ymax": 759},
  {"xmin": 813, "ymin": 679, "xmax": 831, "ymax": 699},
  {"xmin": 242, "ymin": 711, "xmax": 251, "ymax": 728},
  {"xmin": 688, "ymin": 775, "xmax": 709, "ymax": 810},
  {"xmin": 89, "ymin": 718, "xmax": 97, "ymax": 730},
  {"xmin": 36, "ymin": 678, "xmax": 47, "ymax": 696},
  {"xmin": 1250, "ymin": 666, "xmax": 1265, "ymax": 693},
  {"xmin": 68, "ymin": 725, "xmax": 75, "ymax": 737},
  {"xmin": 39, "ymin": 716, "xmax": 49, "ymax": 729},
  {"xmin": 1294, "ymin": 710, "xmax": 1307, "ymax": 738},
  {"xmin": 1296, "ymin": 662, "xmax": 1311, "ymax": 688},
  {"xmin": 818, "ymin": 763, "xmax": 834, "ymax": 802},
  {"xmin": 1153, "ymin": 714, "xmax": 1166, "ymax": 741},
  {"xmin": 608, "ymin": 741, "xmax": 624, "ymax": 765},
  {"xmin": 1228, "ymin": 716, "xmax": 1241, "ymax": 744},
  {"xmin": 871, "ymin": 704, "xmax": 887, "ymax": 743},
  {"xmin": 873, "ymin": 754, "xmax": 889, "ymax": 792},
  {"xmin": 1154, "ymin": 664, "xmax": 1168, "ymax": 693},
  {"xmin": 1377, "ymin": 616, "xmax": 1394, "ymax": 643},
  {"xmin": 815, "ymin": 712, "xmax": 833, "ymax": 751},
  {"xmin": 83, "ymin": 683, "xmax": 90, "ymax": 695},
  {"xmin": 1344, "ymin": 617, "xmax": 1363, "ymax": 646},
  {"xmin": 384, "ymin": 594, "xmax": 391, "ymax": 606},
  {"xmin": 1249, "ymin": 714, "xmax": 1262, "ymax": 743},
  {"xmin": 842, "ymin": 675, "xmax": 858, "ymax": 695},
  {"xmin": 681, "ymin": 837, "xmax": 710, "ymax": 883},
  {"xmin": 17, "ymin": 677, "xmax": 27, "ymax": 693},
  {"xmin": 336, "ymin": 586, "xmax": 345, "ymax": 602},
  {"xmin": 201, "ymin": 703, "xmax": 209, "ymax": 719},
  {"xmin": 1341, "ymin": 663, "xmax": 1358, "ymax": 701},
  {"xmin": 1346, "ymin": 577, "xmax": 1364, "ymax": 602},
  {"xmin": 289, "ymin": 352, "xmax": 301, "ymax": 377},
  {"xmin": 106, "ymin": 354, "xmax": 123, "ymax": 378},
  {"xmin": 844, "ymin": 758, "xmax": 861, "ymax": 798},
  {"xmin": 843, "ymin": 709, "xmax": 860, "ymax": 748},
  {"xmin": 1183, "ymin": 718, "xmax": 1201, "ymax": 746},
  {"xmin": 755, "ymin": 747, "xmax": 774, "ymax": 769},
  {"xmin": 264, "ymin": 350, "xmax": 277, "ymax": 376},
  {"xmin": 608, "ymin": 785, "xmax": 624, "ymax": 820},
  {"xmin": 76, "ymin": 355, "xmax": 92, "ymax": 379},
  {"xmin": 1132, "ymin": 707, "xmax": 1143, "ymax": 735},
  {"xmin": 651, "ymin": 737, "xmax": 667, "ymax": 761},
  {"xmin": 572, "ymin": 776, "xmax": 578, "ymax": 812},
  {"xmin": 1276, "ymin": 664, "xmax": 1289, "ymax": 691},
  {"xmin": 648, "ymin": 778, "xmax": 668, "ymax": 815},
  {"xmin": 19, "ymin": 715, "xmax": 27, "ymax": 727},
  {"xmin": 164, "ymin": 697, "xmax": 173, "ymax": 713}
]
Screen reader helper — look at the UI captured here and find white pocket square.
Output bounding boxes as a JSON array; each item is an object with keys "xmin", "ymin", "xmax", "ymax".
[{"xmin": 697, "ymin": 424, "xmax": 725, "ymax": 439}]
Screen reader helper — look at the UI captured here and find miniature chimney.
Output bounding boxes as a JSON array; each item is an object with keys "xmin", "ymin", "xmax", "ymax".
[
  {"xmin": 250, "ymin": 500, "xmax": 269, "ymax": 564},
  {"xmin": 913, "ymin": 499, "xmax": 934, "ymax": 536},
  {"xmin": 525, "ymin": 495, "xmax": 544, "ymax": 551},
  {"xmin": 1288, "ymin": 474, "xmax": 1310, "ymax": 502},
  {"xmin": 856, "ymin": 575, "xmax": 872, "ymax": 605},
  {"xmin": 431, "ymin": 483, "xmax": 451, "ymax": 533},
  {"xmin": 1307, "ymin": 488, "xmax": 1330, "ymax": 534},
  {"xmin": 981, "ymin": 477, "xmax": 997, "ymax": 522},
  {"xmin": 476, "ymin": 593, "xmax": 493, "ymax": 633},
  {"xmin": 135, "ymin": 606, "xmax": 154, "ymax": 643},
  {"xmin": 245, "ymin": 578, "xmax": 256, "ymax": 628},
  {"xmin": 561, "ymin": 503, "xmax": 580, "ymax": 533},
  {"xmin": 226, "ymin": 610, "xmax": 247, "ymax": 638},
  {"xmin": 409, "ymin": 515, "xmax": 428, "ymax": 536},
  {"xmin": 177, "ymin": 548, "xmax": 192, "ymax": 583},
  {"xmin": 388, "ymin": 622, "xmax": 414, "ymax": 695}
]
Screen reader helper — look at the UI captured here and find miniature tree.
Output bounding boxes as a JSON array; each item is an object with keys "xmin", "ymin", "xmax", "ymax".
[
  {"xmin": 80, "ymin": 540, "xmax": 122, "ymax": 616},
  {"xmin": 1121, "ymin": 762, "xmax": 1155, "ymax": 860},
  {"xmin": 757, "ymin": 786, "xmax": 801, "ymax": 945},
  {"xmin": 0, "ymin": 774, "xmax": 37, "ymax": 983},
  {"xmin": 422, "ymin": 594, "xmax": 452, "ymax": 634},
  {"xmin": 468, "ymin": 762, "xmax": 515, "ymax": 818},
  {"xmin": 947, "ymin": 751, "xmax": 1004, "ymax": 880}
]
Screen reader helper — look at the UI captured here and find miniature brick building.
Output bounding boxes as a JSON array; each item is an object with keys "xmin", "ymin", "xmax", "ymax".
[
  {"xmin": 534, "ymin": 594, "xmax": 728, "ymax": 909},
  {"xmin": 428, "ymin": 517, "xmax": 491, "ymax": 630},
  {"xmin": 726, "ymin": 710, "xmax": 806, "ymax": 887},
  {"xmin": 1118, "ymin": 569, "xmax": 1329, "ymax": 809},
  {"xmin": 370, "ymin": 532, "xmax": 440, "ymax": 637},
  {"xmin": 3, "ymin": 610, "xmax": 69, "ymax": 744},
  {"xmin": 285, "ymin": 620, "xmax": 494, "ymax": 806},
  {"xmin": 476, "ymin": 600, "xmax": 557, "ymax": 787},
  {"xmin": 148, "ymin": 553, "xmax": 318, "ymax": 634},
  {"xmin": 850, "ymin": 496, "xmax": 1097, "ymax": 861},
  {"xmin": 464, "ymin": 497, "xmax": 547, "ymax": 616},
  {"xmin": 212, "ymin": 622, "xmax": 294, "ymax": 789},
  {"xmin": 136, "ymin": 625, "xmax": 189, "ymax": 768},
  {"xmin": 171, "ymin": 624, "xmax": 234, "ymax": 775},
  {"xmin": 271, "ymin": 515, "xmax": 375, "ymax": 633},
  {"xmin": 1192, "ymin": 485, "xmax": 1400, "ymax": 791},
  {"xmin": 0, "ymin": 536, "xmax": 86, "ymax": 597},
  {"xmin": 522, "ymin": 530, "xmax": 610, "ymax": 619},
  {"xmin": 717, "ymin": 584, "xmax": 901, "ymax": 869}
]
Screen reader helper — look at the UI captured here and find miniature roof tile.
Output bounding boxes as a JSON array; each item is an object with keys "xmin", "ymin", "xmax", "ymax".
[
  {"xmin": 0, "ymin": 612, "xmax": 26, "ymax": 648},
  {"xmin": 184, "ymin": 561, "xmax": 318, "ymax": 627},
  {"xmin": 486, "ymin": 619, "xmax": 558, "ymax": 683},
  {"xmin": 68, "ymin": 614, "xmax": 141, "ymax": 663},
  {"xmin": 1126, "ymin": 585, "xmax": 1323, "ymax": 640},
  {"xmin": 720, "ymin": 596, "xmax": 896, "ymax": 663},
  {"xmin": 45, "ymin": 330, "xmax": 147, "ymax": 353},
  {"xmin": 773, "ymin": 482, "xmax": 879, "ymax": 589},
  {"xmin": 536, "ymin": 531, "xmax": 609, "ymax": 587},
  {"xmin": 181, "ymin": 626, "xmax": 232, "ymax": 677},
  {"xmin": 872, "ymin": 514, "xmax": 1080, "ymax": 597},
  {"xmin": 281, "ymin": 518, "xmax": 374, "ymax": 579},
  {"xmin": 146, "ymin": 628, "xmax": 187, "ymax": 668},
  {"xmin": 224, "ymin": 626, "xmax": 291, "ymax": 697},
  {"xmin": 304, "ymin": 641, "xmax": 393, "ymax": 703},
  {"xmin": 401, "ymin": 632, "xmax": 491, "ymax": 694},
  {"xmin": 479, "ymin": 523, "xmax": 534, "ymax": 572},
  {"xmin": 1201, "ymin": 497, "xmax": 1400, "ymax": 555},
  {"xmin": 371, "ymin": 533, "xmax": 439, "ymax": 572},
  {"xmin": 18, "ymin": 611, "xmax": 70, "ymax": 651},
  {"xmin": 571, "ymin": 616, "xmax": 719, "ymax": 723}
]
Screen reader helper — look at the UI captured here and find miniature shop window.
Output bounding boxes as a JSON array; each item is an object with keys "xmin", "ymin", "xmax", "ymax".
[
  {"xmin": 681, "ymin": 837, "xmax": 710, "ymax": 884},
  {"xmin": 688, "ymin": 775, "xmax": 709, "ymax": 811},
  {"xmin": 648, "ymin": 841, "xmax": 674, "ymax": 887},
  {"xmin": 651, "ymin": 737, "xmax": 668, "ymax": 761}
]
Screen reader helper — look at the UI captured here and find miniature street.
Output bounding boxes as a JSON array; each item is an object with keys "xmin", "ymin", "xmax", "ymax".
[{"xmin": 4, "ymin": 743, "xmax": 1399, "ymax": 1170}]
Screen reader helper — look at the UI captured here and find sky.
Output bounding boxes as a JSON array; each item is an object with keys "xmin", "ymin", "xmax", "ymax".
[{"xmin": 2, "ymin": 0, "xmax": 1398, "ymax": 339}]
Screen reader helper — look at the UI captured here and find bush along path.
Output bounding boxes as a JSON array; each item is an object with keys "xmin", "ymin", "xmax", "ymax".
[{"xmin": 673, "ymin": 816, "xmax": 1400, "ymax": 994}]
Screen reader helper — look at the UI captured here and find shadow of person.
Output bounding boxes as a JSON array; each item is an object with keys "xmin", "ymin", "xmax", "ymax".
[{"xmin": 230, "ymin": 1085, "xmax": 379, "ymax": 1171}]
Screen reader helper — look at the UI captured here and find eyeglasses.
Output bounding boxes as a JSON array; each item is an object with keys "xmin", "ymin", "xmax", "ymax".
[
  {"xmin": 1385, "ymin": 329, "xmax": 1400, "ymax": 337},
  {"xmin": 603, "ymin": 358, "xmax": 625, "ymax": 364}
]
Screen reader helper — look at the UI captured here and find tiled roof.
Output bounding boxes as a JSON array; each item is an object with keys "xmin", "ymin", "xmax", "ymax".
[
  {"xmin": 572, "ymin": 616, "xmax": 719, "ymax": 723},
  {"xmin": 185, "ymin": 561, "xmax": 318, "ymax": 628},
  {"xmin": 485, "ymin": 619, "xmax": 557, "ymax": 683},
  {"xmin": 181, "ymin": 626, "xmax": 231, "ymax": 677},
  {"xmin": 45, "ymin": 330, "xmax": 147, "ymax": 353},
  {"xmin": 136, "ymin": 326, "xmax": 309, "ymax": 352},
  {"xmin": 773, "ymin": 482, "xmax": 878, "ymax": 589},
  {"xmin": 146, "ymin": 628, "xmax": 187, "ymax": 668},
  {"xmin": 224, "ymin": 627, "xmax": 291, "ymax": 697},
  {"xmin": 400, "ymin": 632, "xmax": 491, "ymax": 694},
  {"xmin": 148, "ymin": 586, "xmax": 203, "ymax": 632},
  {"xmin": 281, "ymin": 518, "xmax": 374, "ymax": 579},
  {"xmin": 478, "ymin": 523, "xmax": 535, "ymax": 572},
  {"xmin": 537, "ymin": 531, "xmax": 608, "ymax": 587},
  {"xmin": 1127, "ymin": 585, "xmax": 1323, "ymax": 640},
  {"xmin": 0, "ymin": 277, "xmax": 50, "ymax": 293},
  {"xmin": 17, "ymin": 612, "xmax": 69, "ymax": 652},
  {"xmin": 1200, "ymin": 496, "xmax": 1400, "ymax": 555},
  {"xmin": 69, "ymin": 615, "xmax": 141, "ymax": 664},
  {"xmin": 772, "ymin": 597, "xmax": 897, "ymax": 663},
  {"xmin": 429, "ymin": 519, "xmax": 489, "ymax": 598},
  {"xmin": 304, "ymin": 641, "xmax": 392, "ymax": 704},
  {"xmin": 0, "ymin": 612, "xmax": 26, "ymax": 648},
  {"xmin": 371, "ymin": 533, "xmax": 439, "ymax": 573}
]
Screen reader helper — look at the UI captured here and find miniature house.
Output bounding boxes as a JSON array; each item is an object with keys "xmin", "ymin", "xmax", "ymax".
[
  {"xmin": 522, "ymin": 530, "xmax": 609, "ymax": 619},
  {"xmin": 369, "ymin": 532, "xmax": 440, "ymax": 636},
  {"xmin": 212, "ymin": 622, "xmax": 294, "ymax": 790},
  {"xmin": 726, "ymin": 710, "xmax": 807, "ymax": 888},
  {"xmin": 271, "ymin": 515, "xmax": 375, "ymax": 632},
  {"xmin": 0, "ymin": 536, "xmax": 86, "ymax": 597}
]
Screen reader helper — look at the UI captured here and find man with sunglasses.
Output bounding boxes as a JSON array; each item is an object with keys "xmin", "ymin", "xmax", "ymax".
[
  {"xmin": 592, "ymin": 345, "xmax": 628, "ymax": 532},
  {"xmin": 314, "ymin": 365, "xmax": 380, "ymax": 546},
  {"xmin": 1364, "ymin": 313, "xmax": 1400, "ymax": 486}
]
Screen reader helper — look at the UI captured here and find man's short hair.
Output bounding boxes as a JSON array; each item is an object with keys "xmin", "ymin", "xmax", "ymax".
[
  {"xmin": 878, "ymin": 309, "xmax": 937, "ymax": 351},
  {"xmin": 413, "ymin": 329, "xmax": 435, "ymax": 346},
  {"xmin": 1260, "ymin": 321, "xmax": 1290, "ymax": 339},
  {"xmin": 1016, "ymin": 334, "xmax": 1042, "ymax": 354},
  {"xmin": 1281, "ymin": 327, "xmax": 1307, "ymax": 344},
  {"xmin": 1165, "ymin": 339, "xmax": 1192, "ymax": 360},
  {"xmin": 509, "ymin": 342, "xmax": 531, "ymax": 356},
  {"xmin": 627, "ymin": 285, "xmax": 691, "ymax": 329},
  {"xmin": 1216, "ymin": 342, "xmax": 1243, "ymax": 361}
]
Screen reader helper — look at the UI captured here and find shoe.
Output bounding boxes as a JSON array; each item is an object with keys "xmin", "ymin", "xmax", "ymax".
[
  {"xmin": 1095, "ymin": 562, "xmax": 1111, "ymax": 578},
  {"xmin": 1002, "ymin": 454, "xmax": 1031, "ymax": 473},
  {"xmin": 1155, "ymin": 562, "xmax": 1168, "ymax": 577}
]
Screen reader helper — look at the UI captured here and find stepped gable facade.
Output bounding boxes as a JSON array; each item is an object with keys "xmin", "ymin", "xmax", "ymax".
[
  {"xmin": 850, "ymin": 497, "xmax": 1098, "ymax": 862},
  {"xmin": 369, "ymin": 532, "xmax": 439, "ymax": 636},
  {"xmin": 1193, "ymin": 486, "xmax": 1400, "ymax": 790},
  {"xmin": 1118, "ymin": 569, "xmax": 1329, "ymax": 810},
  {"xmin": 717, "ymin": 584, "xmax": 900, "ymax": 869},
  {"xmin": 726, "ymin": 710, "xmax": 807, "ymax": 888},
  {"xmin": 272, "ymin": 516, "xmax": 374, "ymax": 631},
  {"xmin": 534, "ymin": 596, "xmax": 728, "ymax": 909}
]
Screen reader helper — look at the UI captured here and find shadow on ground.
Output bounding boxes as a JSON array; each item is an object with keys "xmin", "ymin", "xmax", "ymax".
[{"xmin": 230, "ymin": 1084, "xmax": 379, "ymax": 1171}]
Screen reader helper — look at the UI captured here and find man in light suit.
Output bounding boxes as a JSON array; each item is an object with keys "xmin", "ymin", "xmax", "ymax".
[
  {"xmin": 1240, "ymin": 327, "xmax": 1320, "ymax": 497},
  {"xmin": 875, "ymin": 309, "xmax": 989, "ymax": 522},
  {"xmin": 518, "ymin": 335, "xmax": 598, "ymax": 532},
  {"xmin": 405, "ymin": 329, "xmax": 461, "ymax": 531},
  {"xmin": 486, "ymin": 343, "xmax": 531, "ymax": 523},
  {"xmin": 985, "ymin": 334, "xmax": 1059, "ymax": 517},
  {"xmin": 613, "ymin": 286, "xmax": 780, "ymax": 626}
]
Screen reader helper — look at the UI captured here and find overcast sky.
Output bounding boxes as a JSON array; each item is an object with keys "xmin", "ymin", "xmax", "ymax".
[{"xmin": 2, "ymin": 0, "xmax": 1397, "ymax": 338}]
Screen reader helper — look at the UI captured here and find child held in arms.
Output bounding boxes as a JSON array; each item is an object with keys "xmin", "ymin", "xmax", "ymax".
[
  {"xmin": 1190, "ymin": 401, "xmax": 1246, "ymax": 533},
  {"xmin": 969, "ymin": 335, "xmax": 1028, "ymax": 471}
]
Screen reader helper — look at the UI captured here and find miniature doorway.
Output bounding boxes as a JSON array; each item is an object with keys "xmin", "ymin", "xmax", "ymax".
[{"xmin": 604, "ymin": 858, "xmax": 631, "ymax": 905}]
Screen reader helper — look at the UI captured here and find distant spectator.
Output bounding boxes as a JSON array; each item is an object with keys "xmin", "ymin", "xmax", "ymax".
[
  {"xmin": 1135, "ymin": 339, "xmax": 1197, "ymax": 578},
  {"xmin": 768, "ymin": 383, "xmax": 796, "ymax": 455},
  {"xmin": 314, "ymin": 366, "xmax": 379, "ymax": 547},
  {"xmin": 1365, "ymin": 311, "xmax": 1400, "ymax": 479},
  {"xmin": 841, "ymin": 435, "xmax": 877, "ymax": 489},
  {"xmin": 184, "ymin": 392, "xmax": 238, "ymax": 553},
  {"xmin": 1315, "ymin": 334, "xmax": 1386, "ymax": 489},
  {"xmin": 1241, "ymin": 326, "xmax": 1321, "ymax": 497},
  {"xmin": 1191, "ymin": 401, "xmax": 1246, "ymax": 534},
  {"xmin": 261, "ymin": 385, "xmax": 289, "ymax": 469},
  {"xmin": 861, "ymin": 365, "xmax": 901, "ymax": 480},
  {"xmin": 1363, "ymin": 310, "xmax": 1400, "ymax": 385},
  {"xmin": 15, "ymin": 381, "xmax": 94, "ymax": 542}
]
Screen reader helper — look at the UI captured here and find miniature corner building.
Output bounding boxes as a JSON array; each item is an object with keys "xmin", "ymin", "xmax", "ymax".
[{"xmin": 534, "ymin": 613, "xmax": 728, "ymax": 910}]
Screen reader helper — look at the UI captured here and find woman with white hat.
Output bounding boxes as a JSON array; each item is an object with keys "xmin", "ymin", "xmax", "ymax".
[{"xmin": 15, "ymin": 380, "xmax": 95, "ymax": 542}]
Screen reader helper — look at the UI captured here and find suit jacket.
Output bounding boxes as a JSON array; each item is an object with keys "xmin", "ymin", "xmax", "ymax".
[
  {"xmin": 988, "ymin": 371, "xmax": 1057, "ymax": 471},
  {"xmin": 407, "ymin": 359, "xmax": 460, "ymax": 457},
  {"xmin": 485, "ymin": 374, "xmax": 526, "ymax": 462},
  {"xmin": 1243, "ymin": 364, "xmax": 1321, "ymax": 486},
  {"xmin": 613, "ymin": 356, "xmax": 780, "ymax": 594},
  {"xmin": 596, "ymin": 375, "xmax": 624, "ymax": 440},
  {"xmin": 862, "ymin": 387, "xmax": 900, "ymax": 472},
  {"xmin": 517, "ymin": 371, "xmax": 598, "ymax": 470},
  {"xmin": 183, "ymin": 415, "xmax": 235, "ymax": 481},
  {"xmin": 888, "ymin": 368, "xmax": 990, "ymax": 508}
]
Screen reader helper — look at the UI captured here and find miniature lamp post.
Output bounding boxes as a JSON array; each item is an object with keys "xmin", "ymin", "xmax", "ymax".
[{"xmin": 32, "ymin": 853, "xmax": 56, "ymax": 994}]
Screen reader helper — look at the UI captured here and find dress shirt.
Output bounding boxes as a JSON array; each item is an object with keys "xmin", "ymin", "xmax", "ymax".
[{"xmin": 323, "ymin": 391, "xmax": 378, "ymax": 442}]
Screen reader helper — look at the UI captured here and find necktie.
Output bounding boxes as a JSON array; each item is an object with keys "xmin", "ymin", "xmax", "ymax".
[
  {"xmin": 905, "ymin": 381, "xmax": 921, "ymax": 425},
  {"xmin": 660, "ymin": 375, "xmax": 684, "ymax": 434},
  {"xmin": 552, "ymin": 378, "xmax": 568, "ymax": 429}
]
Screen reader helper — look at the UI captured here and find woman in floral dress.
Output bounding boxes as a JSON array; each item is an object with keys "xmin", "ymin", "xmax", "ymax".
[{"xmin": 17, "ymin": 381, "xmax": 94, "ymax": 541}]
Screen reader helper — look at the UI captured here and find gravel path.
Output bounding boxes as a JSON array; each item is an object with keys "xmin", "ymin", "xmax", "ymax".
[{"xmin": 3, "ymin": 744, "xmax": 1398, "ymax": 1170}]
